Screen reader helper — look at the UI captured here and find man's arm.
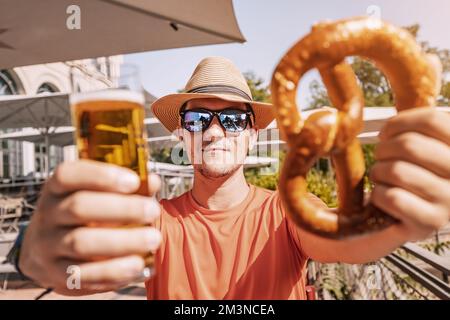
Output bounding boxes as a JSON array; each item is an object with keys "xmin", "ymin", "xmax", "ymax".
[
  {"xmin": 19, "ymin": 161, "xmax": 162, "ymax": 295},
  {"xmin": 296, "ymin": 222, "xmax": 408, "ymax": 264},
  {"xmin": 287, "ymin": 108, "xmax": 450, "ymax": 264}
]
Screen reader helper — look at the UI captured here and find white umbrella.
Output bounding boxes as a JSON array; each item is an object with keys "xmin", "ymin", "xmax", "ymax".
[
  {"xmin": 0, "ymin": 127, "xmax": 74, "ymax": 147},
  {"xmin": 302, "ymin": 106, "xmax": 450, "ymax": 144},
  {"xmin": 0, "ymin": 93, "xmax": 71, "ymax": 129}
]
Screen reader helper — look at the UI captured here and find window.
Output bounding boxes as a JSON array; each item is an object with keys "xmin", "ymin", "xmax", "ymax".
[
  {"xmin": 0, "ymin": 70, "xmax": 20, "ymax": 178},
  {"xmin": 37, "ymin": 82, "xmax": 59, "ymax": 94},
  {"xmin": 0, "ymin": 70, "xmax": 18, "ymax": 95},
  {"xmin": 0, "ymin": 138, "xmax": 23, "ymax": 178}
]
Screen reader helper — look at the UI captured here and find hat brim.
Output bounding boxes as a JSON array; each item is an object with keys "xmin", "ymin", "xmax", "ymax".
[{"xmin": 151, "ymin": 92, "xmax": 275, "ymax": 133}]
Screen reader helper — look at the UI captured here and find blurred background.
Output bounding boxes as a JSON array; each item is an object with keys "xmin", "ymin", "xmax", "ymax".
[{"xmin": 0, "ymin": 0, "xmax": 448, "ymax": 300}]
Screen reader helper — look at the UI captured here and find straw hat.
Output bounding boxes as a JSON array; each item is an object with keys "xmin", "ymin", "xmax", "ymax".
[{"xmin": 151, "ymin": 56, "xmax": 274, "ymax": 133}]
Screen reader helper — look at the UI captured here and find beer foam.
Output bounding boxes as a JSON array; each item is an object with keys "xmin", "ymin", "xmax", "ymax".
[{"xmin": 70, "ymin": 89, "xmax": 145, "ymax": 105}]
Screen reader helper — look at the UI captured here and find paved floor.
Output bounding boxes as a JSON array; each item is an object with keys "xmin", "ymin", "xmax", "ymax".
[{"xmin": 0, "ymin": 280, "xmax": 147, "ymax": 300}]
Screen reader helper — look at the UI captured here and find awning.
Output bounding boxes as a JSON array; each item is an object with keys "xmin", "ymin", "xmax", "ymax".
[{"xmin": 0, "ymin": 0, "xmax": 245, "ymax": 69}]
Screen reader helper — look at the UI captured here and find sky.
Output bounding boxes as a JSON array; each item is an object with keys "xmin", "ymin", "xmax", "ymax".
[{"xmin": 124, "ymin": 0, "xmax": 450, "ymax": 108}]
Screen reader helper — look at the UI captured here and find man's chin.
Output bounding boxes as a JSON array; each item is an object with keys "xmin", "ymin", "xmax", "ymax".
[{"xmin": 198, "ymin": 165, "xmax": 238, "ymax": 178}]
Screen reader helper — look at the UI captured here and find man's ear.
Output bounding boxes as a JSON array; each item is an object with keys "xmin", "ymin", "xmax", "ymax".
[{"xmin": 248, "ymin": 127, "xmax": 259, "ymax": 151}]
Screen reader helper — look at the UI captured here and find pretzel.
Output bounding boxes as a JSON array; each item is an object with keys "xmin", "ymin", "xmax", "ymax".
[{"xmin": 271, "ymin": 17, "xmax": 441, "ymax": 239}]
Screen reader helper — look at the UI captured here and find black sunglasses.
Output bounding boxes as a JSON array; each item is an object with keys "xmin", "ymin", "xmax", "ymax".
[{"xmin": 179, "ymin": 106, "xmax": 254, "ymax": 133}]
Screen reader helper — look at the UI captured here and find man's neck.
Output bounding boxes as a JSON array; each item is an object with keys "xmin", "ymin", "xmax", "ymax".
[{"xmin": 191, "ymin": 167, "xmax": 250, "ymax": 211}]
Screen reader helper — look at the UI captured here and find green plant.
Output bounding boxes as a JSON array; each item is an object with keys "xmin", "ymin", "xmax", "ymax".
[
  {"xmin": 244, "ymin": 150, "xmax": 284, "ymax": 190},
  {"xmin": 244, "ymin": 146, "xmax": 379, "ymax": 208},
  {"xmin": 307, "ymin": 24, "xmax": 449, "ymax": 109},
  {"xmin": 419, "ymin": 241, "xmax": 450, "ymax": 256},
  {"xmin": 306, "ymin": 169, "xmax": 338, "ymax": 207},
  {"xmin": 150, "ymin": 146, "xmax": 172, "ymax": 163},
  {"xmin": 243, "ymin": 71, "xmax": 271, "ymax": 103}
]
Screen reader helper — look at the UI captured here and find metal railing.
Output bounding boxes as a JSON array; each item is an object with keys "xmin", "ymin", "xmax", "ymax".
[
  {"xmin": 308, "ymin": 230, "xmax": 450, "ymax": 300},
  {"xmin": 383, "ymin": 242, "xmax": 450, "ymax": 300}
]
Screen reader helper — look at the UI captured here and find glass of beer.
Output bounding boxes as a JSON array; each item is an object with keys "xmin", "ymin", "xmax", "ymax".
[{"xmin": 69, "ymin": 65, "xmax": 154, "ymax": 270}]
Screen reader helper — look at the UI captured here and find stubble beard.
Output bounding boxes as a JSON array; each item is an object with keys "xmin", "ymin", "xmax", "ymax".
[{"xmin": 198, "ymin": 163, "xmax": 241, "ymax": 179}]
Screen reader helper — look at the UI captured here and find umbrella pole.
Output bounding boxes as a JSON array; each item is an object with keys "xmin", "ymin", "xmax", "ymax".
[{"xmin": 44, "ymin": 130, "xmax": 50, "ymax": 178}]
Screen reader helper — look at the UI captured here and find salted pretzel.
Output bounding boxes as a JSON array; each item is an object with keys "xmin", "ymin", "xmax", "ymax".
[{"xmin": 271, "ymin": 17, "xmax": 441, "ymax": 239}]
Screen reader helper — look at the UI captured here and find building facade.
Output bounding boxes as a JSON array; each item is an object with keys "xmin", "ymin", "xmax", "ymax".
[{"xmin": 0, "ymin": 56, "xmax": 123, "ymax": 179}]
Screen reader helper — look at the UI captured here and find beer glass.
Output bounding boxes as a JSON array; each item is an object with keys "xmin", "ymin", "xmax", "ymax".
[{"xmin": 69, "ymin": 65, "xmax": 154, "ymax": 270}]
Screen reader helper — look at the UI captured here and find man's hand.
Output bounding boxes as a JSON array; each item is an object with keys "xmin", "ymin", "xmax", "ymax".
[
  {"xmin": 299, "ymin": 107, "xmax": 450, "ymax": 264},
  {"xmin": 370, "ymin": 107, "xmax": 450, "ymax": 241},
  {"xmin": 19, "ymin": 160, "xmax": 162, "ymax": 296}
]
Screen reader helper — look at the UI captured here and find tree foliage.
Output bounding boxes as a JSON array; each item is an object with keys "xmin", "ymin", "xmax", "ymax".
[
  {"xmin": 150, "ymin": 145, "xmax": 172, "ymax": 163},
  {"xmin": 243, "ymin": 71, "xmax": 271, "ymax": 103},
  {"xmin": 293, "ymin": 24, "xmax": 450, "ymax": 205},
  {"xmin": 307, "ymin": 24, "xmax": 450, "ymax": 109}
]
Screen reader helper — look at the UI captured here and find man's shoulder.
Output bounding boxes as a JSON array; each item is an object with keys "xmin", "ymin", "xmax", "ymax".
[
  {"xmin": 159, "ymin": 191, "xmax": 190, "ymax": 211},
  {"xmin": 245, "ymin": 185, "xmax": 327, "ymax": 207},
  {"xmin": 158, "ymin": 186, "xmax": 276, "ymax": 215},
  {"xmin": 251, "ymin": 184, "xmax": 276, "ymax": 197},
  {"xmin": 157, "ymin": 186, "xmax": 327, "ymax": 214},
  {"xmin": 257, "ymin": 186, "xmax": 327, "ymax": 209}
]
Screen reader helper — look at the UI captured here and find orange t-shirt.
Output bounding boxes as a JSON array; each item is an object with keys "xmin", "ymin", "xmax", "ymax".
[{"xmin": 145, "ymin": 184, "xmax": 324, "ymax": 300}]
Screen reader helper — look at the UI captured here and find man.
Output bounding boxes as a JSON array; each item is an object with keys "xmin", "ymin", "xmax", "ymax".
[{"xmin": 18, "ymin": 57, "xmax": 450, "ymax": 299}]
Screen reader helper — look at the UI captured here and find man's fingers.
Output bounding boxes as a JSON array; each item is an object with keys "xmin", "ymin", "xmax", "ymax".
[
  {"xmin": 375, "ymin": 132, "xmax": 450, "ymax": 179},
  {"xmin": 379, "ymin": 108, "xmax": 450, "ymax": 145},
  {"xmin": 370, "ymin": 184, "xmax": 449, "ymax": 232},
  {"xmin": 370, "ymin": 160, "xmax": 450, "ymax": 204},
  {"xmin": 148, "ymin": 173, "xmax": 162, "ymax": 196},
  {"xmin": 55, "ymin": 227, "xmax": 161, "ymax": 260},
  {"xmin": 54, "ymin": 255, "xmax": 147, "ymax": 291},
  {"xmin": 46, "ymin": 160, "xmax": 141, "ymax": 196},
  {"xmin": 50, "ymin": 191, "xmax": 160, "ymax": 226}
]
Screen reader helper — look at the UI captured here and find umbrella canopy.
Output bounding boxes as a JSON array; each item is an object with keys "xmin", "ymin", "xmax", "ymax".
[
  {"xmin": 0, "ymin": 90, "xmax": 161, "ymax": 130},
  {"xmin": 0, "ymin": 0, "xmax": 245, "ymax": 69},
  {"xmin": 148, "ymin": 156, "xmax": 278, "ymax": 174},
  {"xmin": 0, "ymin": 127, "xmax": 74, "ymax": 146},
  {"xmin": 0, "ymin": 123, "xmax": 172, "ymax": 147},
  {"xmin": 0, "ymin": 93, "xmax": 71, "ymax": 129},
  {"xmin": 0, "ymin": 91, "xmax": 167, "ymax": 176},
  {"xmin": 0, "ymin": 90, "xmax": 168, "ymax": 142},
  {"xmin": 302, "ymin": 106, "xmax": 450, "ymax": 144}
]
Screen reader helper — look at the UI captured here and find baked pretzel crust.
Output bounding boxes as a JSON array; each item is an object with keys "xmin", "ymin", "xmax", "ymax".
[{"xmin": 271, "ymin": 17, "xmax": 441, "ymax": 239}]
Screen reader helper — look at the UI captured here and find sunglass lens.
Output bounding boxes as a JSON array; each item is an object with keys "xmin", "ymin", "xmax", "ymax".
[
  {"xmin": 219, "ymin": 110, "xmax": 248, "ymax": 132},
  {"xmin": 184, "ymin": 110, "xmax": 211, "ymax": 132}
]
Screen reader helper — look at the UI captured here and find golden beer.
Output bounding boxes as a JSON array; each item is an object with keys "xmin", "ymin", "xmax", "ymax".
[
  {"xmin": 71, "ymin": 90, "xmax": 149, "ymax": 195},
  {"xmin": 70, "ymin": 89, "xmax": 154, "ymax": 266}
]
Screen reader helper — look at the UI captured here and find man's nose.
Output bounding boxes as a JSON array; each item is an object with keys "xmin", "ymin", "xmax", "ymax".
[{"xmin": 203, "ymin": 116, "xmax": 224, "ymax": 141}]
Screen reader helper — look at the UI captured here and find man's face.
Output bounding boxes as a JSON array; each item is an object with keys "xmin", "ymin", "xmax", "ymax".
[{"xmin": 180, "ymin": 98, "xmax": 258, "ymax": 178}]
